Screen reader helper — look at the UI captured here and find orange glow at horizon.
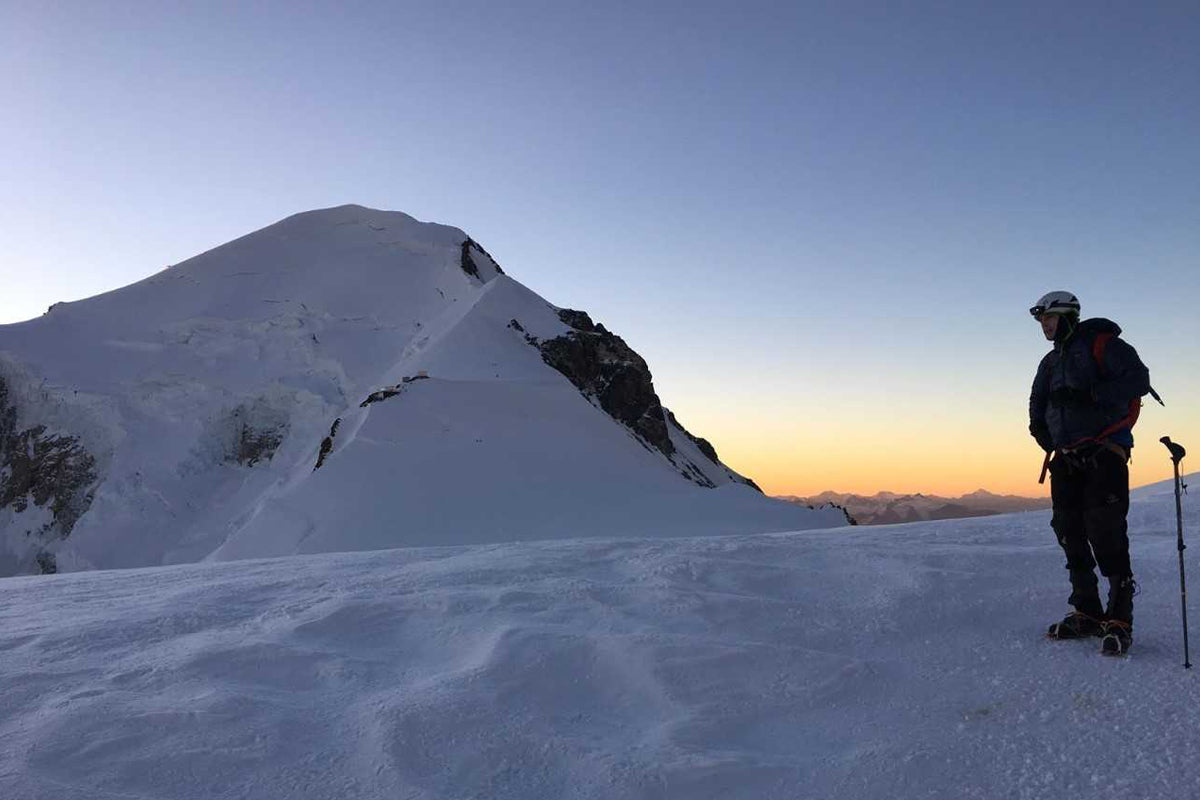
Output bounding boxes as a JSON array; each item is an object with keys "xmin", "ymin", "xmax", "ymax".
[{"xmin": 684, "ymin": 402, "xmax": 1198, "ymax": 501}]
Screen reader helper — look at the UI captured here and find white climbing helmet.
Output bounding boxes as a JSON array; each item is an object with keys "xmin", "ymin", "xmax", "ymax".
[{"xmin": 1029, "ymin": 291, "xmax": 1081, "ymax": 319}]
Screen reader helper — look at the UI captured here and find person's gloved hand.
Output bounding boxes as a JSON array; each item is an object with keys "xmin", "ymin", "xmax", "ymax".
[{"xmin": 1049, "ymin": 386, "xmax": 1095, "ymax": 408}]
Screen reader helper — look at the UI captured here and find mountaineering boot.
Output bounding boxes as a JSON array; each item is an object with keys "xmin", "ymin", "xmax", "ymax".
[
  {"xmin": 1100, "ymin": 576, "xmax": 1137, "ymax": 655},
  {"xmin": 1106, "ymin": 575, "xmax": 1137, "ymax": 627},
  {"xmin": 1047, "ymin": 610, "xmax": 1104, "ymax": 640},
  {"xmin": 1101, "ymin": 621, "xmax": 1133, "ymax": 656}
]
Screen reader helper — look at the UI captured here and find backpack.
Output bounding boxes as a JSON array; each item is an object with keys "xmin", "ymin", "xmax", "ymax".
[{"xmin": 1091, "ymin": 332, "xmax": 1163, "ymax": 441}]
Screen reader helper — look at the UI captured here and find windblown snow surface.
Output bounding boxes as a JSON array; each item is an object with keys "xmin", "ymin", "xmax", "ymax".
[{"xmin": 1, "ymin": 476, "xmax": 1195, "ymax": 799}]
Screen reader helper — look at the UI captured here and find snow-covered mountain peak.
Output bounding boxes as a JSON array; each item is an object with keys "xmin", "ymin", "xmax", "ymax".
[
  {"xmin": 1, "ymin": 207, "xmax": 845, "ymax": 575},
  {"xmin": 36, "ymin": 204, "xmax": 501, "ymax": 334}
]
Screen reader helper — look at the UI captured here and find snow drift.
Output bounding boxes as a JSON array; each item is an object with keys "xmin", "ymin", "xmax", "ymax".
[
  {"xmin": 0, "ymin": 475, "xmax": 1195, "ymax": 799},
  {"xmin": 0, "ymin": 205, "xmax": 846, "ymax": 575}
]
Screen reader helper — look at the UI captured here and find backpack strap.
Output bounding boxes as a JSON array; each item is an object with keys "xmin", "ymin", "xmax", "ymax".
[{"xmin": 1092, "ymin": 332, "xmax": 1113, "ymax": 374}]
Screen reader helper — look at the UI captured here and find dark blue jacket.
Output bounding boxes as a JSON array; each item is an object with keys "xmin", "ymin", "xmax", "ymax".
[{"xmin": 1028, "ymin": 318, "xmax": 1150, "ymax": 451}]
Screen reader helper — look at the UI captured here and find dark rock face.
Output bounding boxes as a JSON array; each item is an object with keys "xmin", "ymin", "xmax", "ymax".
[
  {"xmin": 537, "ymin": 309, "xmax": 675, "ymax": 458},
  {"xmin": 517, "ymin": 308, "xmax": 766, "ymax": 492},
  {"xmin": 225, "ymin": 403, "xmax": 286, "ymax": 467},
  {"xmin": 232, "ymin": 423, "xmax": 283, "ymax": 467},
  {"xmin": 556, "ymin": 309, "xmax": 597, "ymax": 332},
  {"xmin": 314, "ymin": 418, "xmax": 342, "ymax": 471},
  {"xmin": 459, "ymin": 240, "xmax": 481, "ymax": 280},
  {"xmin": 360, "ymin": 374, "xmax": 430, "ymax": 408},
  {"xmin": 460, "ymin": 238, "xmax": 505, "ymax": 281},
  {"xmin": 0, "ymin": 375, "xmax": 99, "ymax": 572}
]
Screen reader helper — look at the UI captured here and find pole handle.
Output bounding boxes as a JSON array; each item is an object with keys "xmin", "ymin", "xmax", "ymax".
[{"xmin": 1161, "ymin": 436, "xmax": 1187, "ymax": 464}]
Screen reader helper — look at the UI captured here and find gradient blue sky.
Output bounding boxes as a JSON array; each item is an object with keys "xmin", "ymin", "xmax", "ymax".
[{"xmin": 3, "ymin": 1, "xmax": 1198, "ymax": 495}]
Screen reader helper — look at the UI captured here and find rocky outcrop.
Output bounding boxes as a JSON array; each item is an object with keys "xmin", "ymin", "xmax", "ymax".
[
  {"xmin": 360, "ymin": 374, "xmax": 430, "ymax": 408},
  {"xmin": 460, "ymin": 238, "xmax": 505, "ymax": 281},
  {"xmin": 513, "ymin": 309, "xmax": 768, "ymax": 491},
  {"xmin": 231, "ymin": 421, "xmax": 283, "ymax": 468},
  {"xmin": 314, "ymin": 375, "xmax": 430, "ymax": 472},
  {"xmin": 314, "ymin": 419, "xmax": 341, "ymax": 471},
  {"xmin": 0, "ymin": 375, "xmax": 98, "ymax": 571},
  {"xmin": 535, "ymin": 309, "xmax": 675, "ymax": 459},
  {"xmin": 224, "ymin": 401, "xmax": 288, "ymax": 467}
]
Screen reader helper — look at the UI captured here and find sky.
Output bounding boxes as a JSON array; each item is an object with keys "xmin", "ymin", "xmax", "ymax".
[{"xmin": 2, "ymin": 1, "xmax": 1198, "ymax": 497}]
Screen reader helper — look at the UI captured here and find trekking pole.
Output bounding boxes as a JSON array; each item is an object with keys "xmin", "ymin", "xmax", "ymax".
[{"xmin": 1160, "ymin": 436, "xmax": 1191, "ymax": 669}]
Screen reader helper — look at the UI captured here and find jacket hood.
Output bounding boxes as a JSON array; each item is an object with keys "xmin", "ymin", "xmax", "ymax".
[{"xmin": 1078, "ymin": 317, "xmax": 1122, "ymax": 337}]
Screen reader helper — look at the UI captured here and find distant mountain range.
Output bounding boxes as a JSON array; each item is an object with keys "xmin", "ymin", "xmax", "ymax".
[{"xmin": 780, "ymin": 489, "xmax": 1051, "ymax": 526}]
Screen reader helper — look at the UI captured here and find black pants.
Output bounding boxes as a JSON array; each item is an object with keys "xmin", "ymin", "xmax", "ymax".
[{"xmin": 1048, "ymin": 446, "xmax": 1132, "ymax": 618}]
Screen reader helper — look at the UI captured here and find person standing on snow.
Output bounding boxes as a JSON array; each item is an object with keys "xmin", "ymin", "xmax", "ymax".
[{"xmin": 1028, "ymin": 291, "xmax": 1152, "ymax": 655}]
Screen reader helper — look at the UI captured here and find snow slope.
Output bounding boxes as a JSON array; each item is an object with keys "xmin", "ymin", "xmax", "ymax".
[
  {"xmin": 1, "ymin": 475, "xmax": 1195, "ymax": 799},
  {"xmin": 0, "ymin": 205, "xmax": 845, "ymax": 575}
]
